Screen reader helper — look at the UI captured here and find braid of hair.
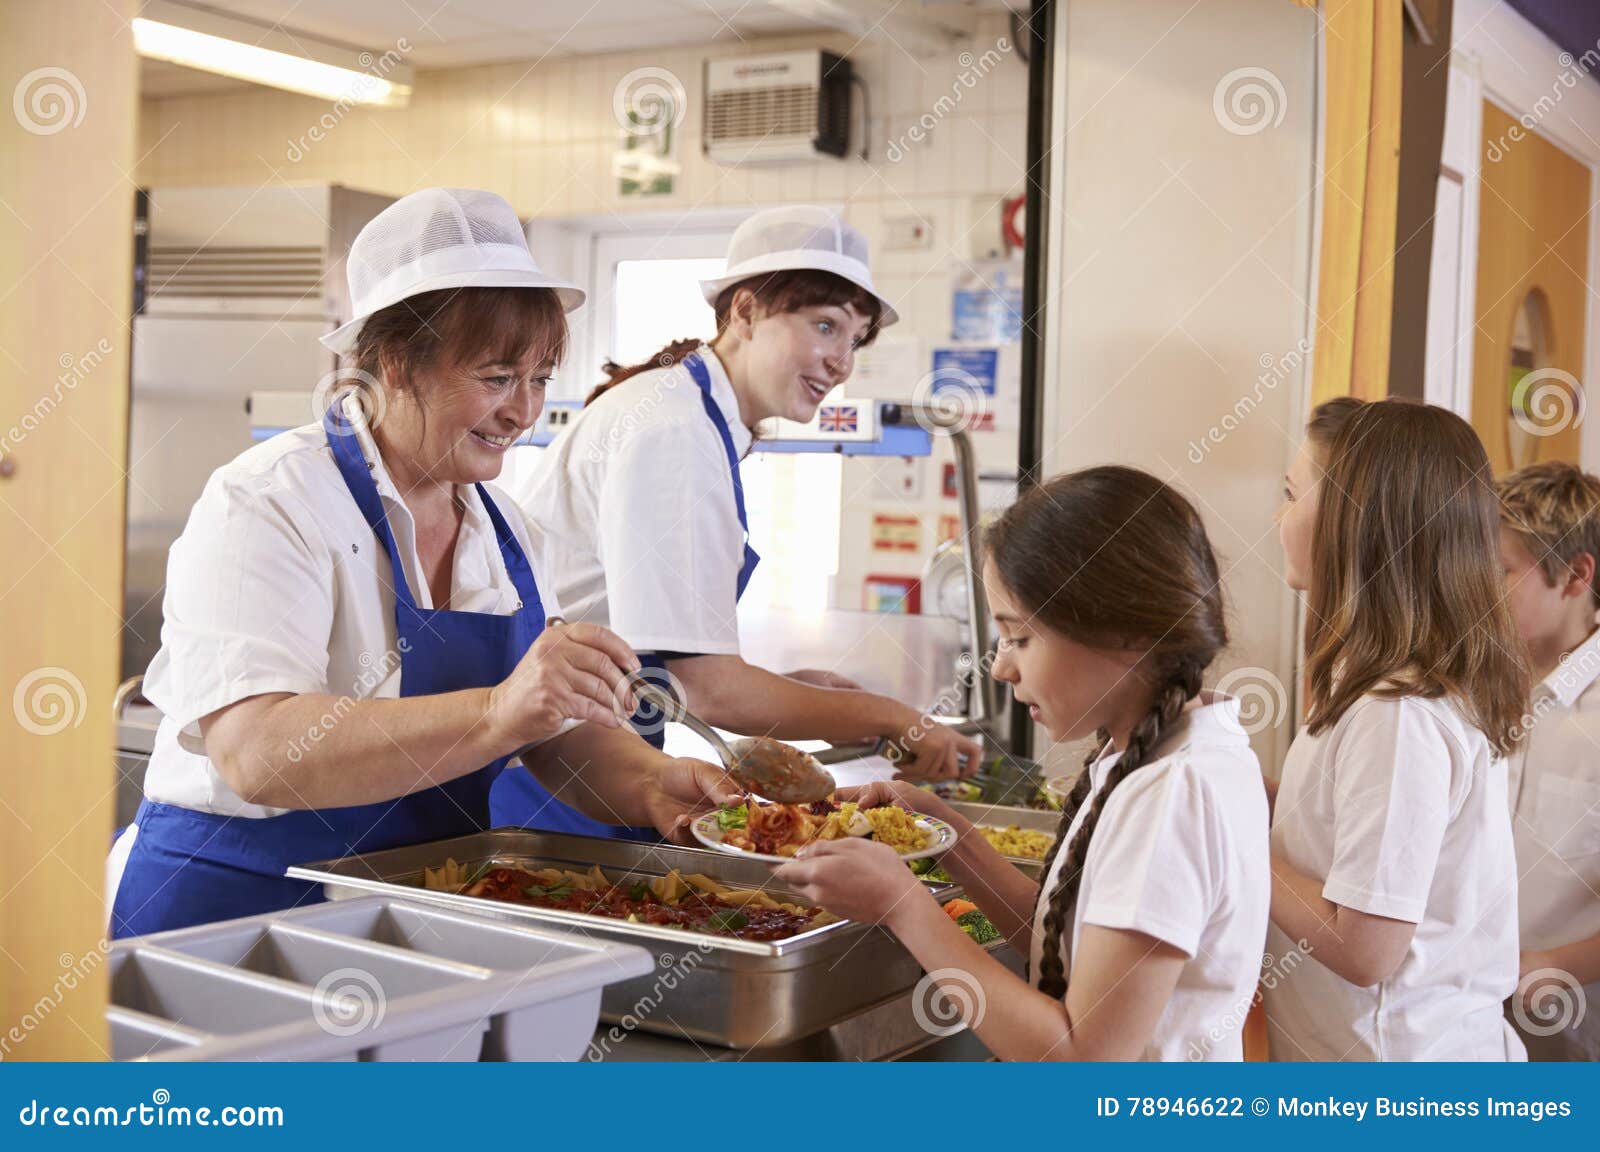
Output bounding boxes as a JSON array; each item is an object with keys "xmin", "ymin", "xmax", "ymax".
[
  {"xmin": 587, "ymin": 337, "xmax": 705, "ymax": 405},
  {"xmin": 1030, "ymin": 741, "xmax": 1099, "ymax": 922},
  {"xmin": 1033, "ymin": 660, "xmax": 1204, "ymax": 1000}
]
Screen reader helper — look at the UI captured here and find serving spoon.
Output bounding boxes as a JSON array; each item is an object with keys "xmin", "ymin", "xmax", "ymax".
[{"xmin": 630, "ymin": 680, "xmax": 837, "ymax": 804}]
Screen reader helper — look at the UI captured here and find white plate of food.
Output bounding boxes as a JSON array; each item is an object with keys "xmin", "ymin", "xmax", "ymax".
[{"xmin": 692, "ymin": 799, "xmax": 957, "ymax": 864}]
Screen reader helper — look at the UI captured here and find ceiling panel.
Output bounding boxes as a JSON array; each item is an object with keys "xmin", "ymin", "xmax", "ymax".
[{"xmin": 136, "ymin": 0, "xmax": 1014, "ymax": 84}]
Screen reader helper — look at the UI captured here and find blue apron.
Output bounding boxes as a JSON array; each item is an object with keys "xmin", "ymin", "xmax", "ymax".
[
  {"xmin": 490, "ymin": 350, "xmax": 760, "ymax": 845},
  {"xmin": 111, "ymin": 404, "xmax": 615, "ymax": 939}
]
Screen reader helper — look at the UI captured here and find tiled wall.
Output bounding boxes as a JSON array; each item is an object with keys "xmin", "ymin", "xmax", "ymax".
[
  {"xmin": 136, "ymin": 15, "xmax": 1029, "ymax": 234},
  {"xmin": 136, "ymin": 12, "xmax": 1033, "ymax": 621}
]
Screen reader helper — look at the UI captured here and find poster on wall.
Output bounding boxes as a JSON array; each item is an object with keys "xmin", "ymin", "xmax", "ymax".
[
  {"xmin": 870, "ymin": 512, "xmax": 921, "ymax": 553},
  {"xmin": 849, "ymin": 337, "xmax": 923, "ymax": 401},
  {"xmin": 863, "ymin": 574, "xmax": 920, "ymax": 614},
  {"xmin": 951, "ymin": 257, "xmax": 1024, "ymax": 343},
  {"xmin": 614, "ymin": 69, "xmax": 683, "ymax": 198},
  {"xmin": 928, "ymin": 344, "xmax": 1021, "ymax": 431}
]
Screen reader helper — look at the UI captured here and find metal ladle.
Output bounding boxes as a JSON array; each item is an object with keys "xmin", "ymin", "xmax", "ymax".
[{"xmin": 630, "ymin": 680, "xmax": 836, "ymax": 805}]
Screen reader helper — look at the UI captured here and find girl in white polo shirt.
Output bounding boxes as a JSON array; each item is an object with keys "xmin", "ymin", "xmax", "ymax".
[
  {"xmin": 776, "ymin": 466, "xmax": 1271, "ymax": 1061},
  {"xmin": 1266, "ymin": 398, "xmax": 1528, "ymax": 1061}
]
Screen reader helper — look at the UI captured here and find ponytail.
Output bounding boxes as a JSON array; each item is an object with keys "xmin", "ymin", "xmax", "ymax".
[{"xmin": 586, "ymin": 337, "xmax": 703, "ymax": 405}]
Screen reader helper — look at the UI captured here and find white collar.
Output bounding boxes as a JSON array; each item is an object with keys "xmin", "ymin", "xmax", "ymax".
[
  {"xmin": 339, "ymin": 391, "xmax": 491, "ymax": 530},
  {"xmin": 1537, "ymin": 623, "xmax": 1600, "ymax": 708},
  {"xmin": 1091, "ymin": 693, "xmax": 1252, "ymax": 775},
  {"xmin": 1184, "ymin": 692, "xmax": 1256, "ymax": 746},
  {"xmin": 694, "ymin": 344, "xmax": 753, "ymax": 459}
]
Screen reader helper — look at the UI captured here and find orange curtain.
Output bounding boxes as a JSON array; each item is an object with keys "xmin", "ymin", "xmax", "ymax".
[{"xmin": 1311, "ymin": 0, "xmax": 1404, "ymax": 403}]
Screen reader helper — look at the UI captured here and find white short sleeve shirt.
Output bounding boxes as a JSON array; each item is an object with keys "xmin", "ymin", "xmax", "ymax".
[
  {"xmin": 138, "ymin": 394, "xmax": 558, "ymax": 819},
  {"xmin": 1264, "ymin": 694, "xmax": 1523, "ymax": 1061},
  {"xmin": 509, "ymin": 346, "xmax": 752, "ymax": 655},
  {"xmin": 1506, "ymin": 625, "xmax": 1600, "ymax": 1060},
  {"xmin": 1029, "ymin": 697, "xmax": 1272, "ymax": 1061}
]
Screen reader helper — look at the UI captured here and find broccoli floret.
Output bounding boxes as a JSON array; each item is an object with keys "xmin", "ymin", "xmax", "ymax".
[
  {"xmin": 956, "ymin": 909, "xmax": 1001, "ymax": 945},
  {"xmin": 715, "ymin": 804, "xmax": 748, "ymax": 831},
  {"xmin": 907, "ymin": 857, "xmax": 953, "ymax": 882}
]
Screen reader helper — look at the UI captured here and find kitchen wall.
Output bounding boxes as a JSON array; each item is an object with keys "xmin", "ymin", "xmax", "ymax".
[
  {"xmin": 2, "ymin": 0, "xmax": 136, "ymax": 1059},
  {"xmin": 135, "ymin": 10, "xmax": 1033, "ymax": 641},
  {"xmin": 134, "ymin": 15, "xmax": 1029, "ymax": 261},
  {"xmin": 1038, "ymin": 0, "xmax": 1319, "ymax": 773}
]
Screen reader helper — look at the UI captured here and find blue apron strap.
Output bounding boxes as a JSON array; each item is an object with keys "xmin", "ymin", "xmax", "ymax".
[
  {"xmin": 475, "ymin": 482, "xmax": 544, "ymax": 616},
  {"xmin": 683, "ymin": 352, "xmax": 761, "ymax": 599},
  {"xmin": 323, "ymin": 400, "xmax": 420, "ymax": 610}
]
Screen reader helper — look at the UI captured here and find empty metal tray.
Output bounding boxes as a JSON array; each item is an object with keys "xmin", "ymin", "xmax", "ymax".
[{"xmin": 110, "ymin": 895, "xmax": 653, "ymax": 1061}]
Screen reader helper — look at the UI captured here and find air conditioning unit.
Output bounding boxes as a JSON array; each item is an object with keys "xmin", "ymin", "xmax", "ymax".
[{"xmin": 704, "ymin": 49, "xmax": 851, "ymax": 165}]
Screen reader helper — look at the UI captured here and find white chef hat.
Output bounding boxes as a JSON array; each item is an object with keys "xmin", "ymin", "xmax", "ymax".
[
  {"xmin": 322, "ymin": 188, "xmax": 584, "ymax": 356},
  {"xmin": 699, "ymin": 205, "xmax": 898, "ymax": 327}
]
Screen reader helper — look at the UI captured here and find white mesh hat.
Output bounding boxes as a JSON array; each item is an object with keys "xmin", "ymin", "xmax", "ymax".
[
  {"xmin": 700, "ymin": 205, "xmax": 898, "ymax": 327},
  {"xmin": 321, "ymin": 188, "xmax": 585, "ymax": 356}
]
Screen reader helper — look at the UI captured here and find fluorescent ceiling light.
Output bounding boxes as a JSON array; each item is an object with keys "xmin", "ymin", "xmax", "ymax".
[
  {"xmin": 134, "ymin": 1, "xmax": 412, "ymax": 107},
  {"xmin": 767, "ymin": 0, "xmax": 972, "ymax": 54}
]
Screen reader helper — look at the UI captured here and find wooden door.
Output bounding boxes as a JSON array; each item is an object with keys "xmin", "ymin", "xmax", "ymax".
[
  {"xmin": 0, "ymin": 0, "xmax": 136, "ymax": 1058},
  {"xmin": 1472, "ymin": 102, "xmax": 1592, "ymax": 473}
]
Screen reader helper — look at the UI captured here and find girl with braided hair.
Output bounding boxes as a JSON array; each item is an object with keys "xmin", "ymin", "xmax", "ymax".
[
  {"xmin": 1265, "ymin": 398, "xmax": 1528, "ymax": 1061},
  {"xmin": 776, "ymin": 465, "xmax": 1271, "ymax": 1060}
]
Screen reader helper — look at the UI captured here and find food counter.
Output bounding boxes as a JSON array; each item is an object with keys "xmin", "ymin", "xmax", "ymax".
[{"xmin": 287, "ymin": 827, "xmax": 1024, "ymax": 1062}]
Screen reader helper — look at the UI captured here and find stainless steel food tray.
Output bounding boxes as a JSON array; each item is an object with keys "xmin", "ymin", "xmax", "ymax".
[
  {"xmin": 947, "ymin": 799, "xmax": 1060, "ymax": 879},
  {"xmin": 937, "ymin": 751, "xmax": 1052, "ymax": 808},
  {"xmin": 289, "ymin": 829, "xmax": 966, "ymax": 1049}
]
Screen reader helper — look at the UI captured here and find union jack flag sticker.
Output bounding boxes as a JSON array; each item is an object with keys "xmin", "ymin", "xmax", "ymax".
[{"xmin": 818, "ymin": 404, "xmax": 858, "ymax": 433}]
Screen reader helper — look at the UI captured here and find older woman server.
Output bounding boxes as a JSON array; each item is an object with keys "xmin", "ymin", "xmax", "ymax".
[{"xmin": 108, "ymin": 189, "xmax": 735, "ymax": 937}]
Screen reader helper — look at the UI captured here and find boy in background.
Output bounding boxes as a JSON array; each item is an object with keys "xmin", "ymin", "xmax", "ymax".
[{"xmin": 1498, "ymin": 461, "xmax": 1600, "ymax": 1060}]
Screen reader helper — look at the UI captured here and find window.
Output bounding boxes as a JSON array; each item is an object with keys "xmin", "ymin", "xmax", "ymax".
[
  {"xmin": 599, "ymin": 226, "xmax": 842, "ymax": 614},
  {"xmin": 610, "ymin": 257, "xmax": 724, "ymax": 363}
]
